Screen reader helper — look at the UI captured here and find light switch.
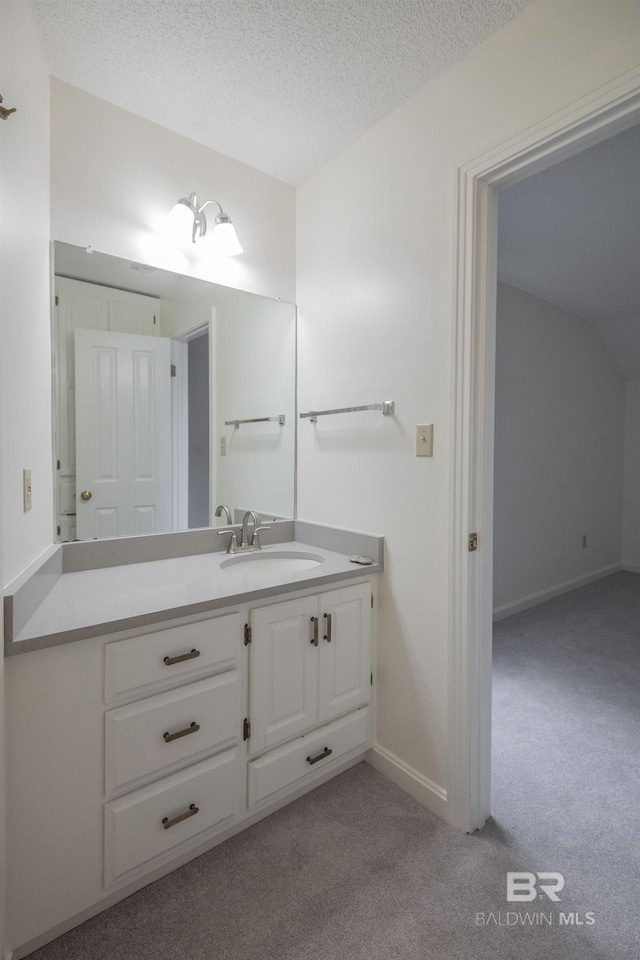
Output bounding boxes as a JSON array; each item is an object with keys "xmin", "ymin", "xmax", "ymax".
[
  {"xmin": 220, "ymin": 437, "xmax": 227, "ymax": 456},
  {"xmin": 23, "ymin": 468, "xmax": 32, "ymax": 511},
  {"xmin": 416, "ymin": 424, "xmax": 434, "ymax": 457}
]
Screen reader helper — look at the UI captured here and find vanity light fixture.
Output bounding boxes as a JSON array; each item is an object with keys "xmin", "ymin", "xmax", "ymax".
[{"xmin": 169, "ymin": 191, "xmax": 243, "ymax": 257}]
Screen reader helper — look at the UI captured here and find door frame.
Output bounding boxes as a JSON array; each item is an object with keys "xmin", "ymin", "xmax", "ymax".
[
  {"xmin": 172, "ymin": 309, "xmax": 216, "ymax": 527},
  {"xmin": 448, "ymin": 65, "xmax": 640, "ymax": 833}
]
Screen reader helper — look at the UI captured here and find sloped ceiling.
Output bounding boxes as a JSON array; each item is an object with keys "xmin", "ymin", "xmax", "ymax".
[
  {"xmin": 498, "ymin": 122, "xmax": 640, "ymax": 381},
  {"xmin": 31, "ymin": 0, "xmax": 534, "ymax": 185}
]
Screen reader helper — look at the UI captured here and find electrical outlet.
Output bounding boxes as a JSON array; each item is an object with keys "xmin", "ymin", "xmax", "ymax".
[
  {"xmin": 23, "ymin": 468, "xmax": 32, "ymax": 512},
  {"xmin": 416, "ymin": 424, "xmax": 434, "ymax": 457},
  {"xmin": 220, "ymin": 437, "xmax": 226, "ymax": 456}
]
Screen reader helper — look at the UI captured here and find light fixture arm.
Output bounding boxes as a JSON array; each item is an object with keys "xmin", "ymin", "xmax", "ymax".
[
  {"xmin": 173, "ymin": 190, "xmax": 243, "ymax": 256},
  {"xmin": 177, "ymin": 193, "xmax": 229, "ymax": 243}
]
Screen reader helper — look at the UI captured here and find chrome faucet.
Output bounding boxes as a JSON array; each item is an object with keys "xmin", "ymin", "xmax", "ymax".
[
  {"xmin": 214, "ymin": 504, "xmax": 232, "ymax": 524},
  {"xmin": 240, "ymin": 511, "xmax": 270, "ymax": 551},
  {"xmin": 217, "ymin": 511, "xmax": 270, "ymax": 554},
  {"xmin": 240, "ymin": 510, "xmax": 260, "ymax": 548}
]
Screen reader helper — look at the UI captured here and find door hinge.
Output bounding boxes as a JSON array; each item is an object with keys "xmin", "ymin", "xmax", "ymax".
[
  {"xmin": 153, "ymin": 314, "xmax": 157, "ymax": 325},
  {"xmin": 55, "ymin": 294, "xmax": 59, "ymax": 306},
  {"xmin": 244, "ymin": 623, "xmax": 252, "ymax": 645},
  {"xmin": 371, "ymin": 593, "xmax": 374, "ymax": 609},
  {"xmin": 56, "ymin": 525, "xmax": 61, "ymax": 536},
  {"xmin": 468, "ymin": 532, "xmax": 479, "ymax": 552},
  {"xmin": 370, "ymin": 672, "xmax": 373, "ymax": 686},
  {"xmin": 170, "ymin": 363, "xmax": 176, "ymax": 377},
  {"xmin": 243, "ymin": 717, "xmax": 251, "ymax": 741},
  {"xmin": 56, "ymin": 459, "xmax": 60, "ymax": 470}
]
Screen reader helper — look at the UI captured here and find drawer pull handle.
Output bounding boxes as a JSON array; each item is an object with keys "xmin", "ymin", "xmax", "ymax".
[
  {"xmin": 307, "ymin": 747, "xmax": 332, "ymax": 765},
  {"xmin": 163, "ymin": 648, "xmax": 200, "ymax": 666},
  {"xmin": 162, "ymin": 803, "xmax": 199, "ymax": 830},
  {"xmin": 163, "ymin": 721, "xmax": 200, "ymax": 743},
  {"xmin": 323, "ymin": 612, "xmax": 332, "ymax": 642},
  {"xmin": 310, "ymin": 616, "xmax": 319, "ymax": 647}
]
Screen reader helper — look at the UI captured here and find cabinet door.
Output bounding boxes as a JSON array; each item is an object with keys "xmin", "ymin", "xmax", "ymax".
[
  {"xmin": 105, "ymin": 670, "xmax": 241, "ymax": 796},
  {"xmin": 108, "ymin": 297, "xmax": 158, "ymax": 336},
  {"xmin": 250, "ymin": 596, "xmax": 318, "ymax": 754},
  {"xmin": 317, "ymin": 583, "xmax": 371, "ymax": 724}
]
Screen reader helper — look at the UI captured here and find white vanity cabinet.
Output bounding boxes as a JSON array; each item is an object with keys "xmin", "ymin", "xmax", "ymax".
[
  {"xmin": 103, "ymin": 612, "xmax": 244, "ymax": 886},
  {"xmin": 247, "ymin": 582, "xmax": 372, "ymax": 807},
  {"xmin": 5, "ymin": 575, "xmax": 374, "ymax": 959}
]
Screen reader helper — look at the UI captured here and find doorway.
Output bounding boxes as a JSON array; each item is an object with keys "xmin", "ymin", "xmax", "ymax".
[
  {"xmin": 172, "ymin": 323, "xmax": 213, "ymax": 530},
  {"xmin": 187, "ymin": 330, "xmax": 210, "ymax": 528},
  {"xmin": 490, "ymin": 123, "xmax": 640, "ymax": 843},
  {"xmin": 448, "ymin": 71, "xmax": 640, "ymax": 833}
]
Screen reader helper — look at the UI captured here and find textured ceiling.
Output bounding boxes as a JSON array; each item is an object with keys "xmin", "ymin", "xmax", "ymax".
[
  {"xmin": 31, "ymin": 0, "xmax": 533, "ymax": 185},
  {"xmin": 498, "ymin": 122, "xmax": 640, "ymax": 380}
]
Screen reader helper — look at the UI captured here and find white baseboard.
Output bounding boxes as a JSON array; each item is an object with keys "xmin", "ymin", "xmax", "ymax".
[
  {"xmin": 492, "ymin": 563, "xmax": 623, "ymax": 622},
  {"xmin": 366, "ymin": 743, "xmax": 447, "ymax": 822}
]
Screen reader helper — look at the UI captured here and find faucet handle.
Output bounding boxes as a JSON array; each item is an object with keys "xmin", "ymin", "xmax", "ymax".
[
  {"xmin": 251, "ymin": 526, "xmax": 271, "ymax": 548},
  {"xmin": 217, "ymin": 530, "xmax": 238, "ymax": 554}
]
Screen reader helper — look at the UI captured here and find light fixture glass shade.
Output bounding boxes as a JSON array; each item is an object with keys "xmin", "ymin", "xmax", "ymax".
[
  {"xmin": 166, "ymin": 192, "xmax": 243, "ymax": 255},
  {"xmin": 210, "ymin": 219, "xmax": 243, "ymax": 258},
  {"xmin": 166, "ymin": 201, "xmax": 196, "ymax": 243}
]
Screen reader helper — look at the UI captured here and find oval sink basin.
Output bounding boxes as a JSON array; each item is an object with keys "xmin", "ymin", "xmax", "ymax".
[{"xmin": 220, "ymin": 550, "xmax": 324, "ymax": 575}]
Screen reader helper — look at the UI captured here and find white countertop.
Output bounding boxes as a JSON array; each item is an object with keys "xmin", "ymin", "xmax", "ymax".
[{"xmin": 9, "ymin": 541, "xmax": 380, "ymax": 654}]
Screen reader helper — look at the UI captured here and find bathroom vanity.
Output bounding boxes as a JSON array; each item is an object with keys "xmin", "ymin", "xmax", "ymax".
[{"xmin": 4, "ymin": 521, "xmax": 382, "ymax": 959}]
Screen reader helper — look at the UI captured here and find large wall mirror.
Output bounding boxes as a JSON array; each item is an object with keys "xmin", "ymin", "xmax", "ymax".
[{"xmin": 52, "ymin": 241, "xmax": 296, "ymax": 541}]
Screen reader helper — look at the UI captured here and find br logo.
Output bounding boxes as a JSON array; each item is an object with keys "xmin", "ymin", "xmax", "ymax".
[{"xmin": 507, "ymin": 872, "xmax": 565, "ymax": 902}]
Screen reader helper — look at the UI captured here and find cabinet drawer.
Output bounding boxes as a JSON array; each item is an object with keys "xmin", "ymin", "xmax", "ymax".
[
  {"xmin": 105, "ymin": 672, "xmax": 241, "ymax": 796},
  {"xmin": 104, "ymin": 613, "xmax": 241, "ymax": 702},
  {"xmin": 105, "ymin": 749, "xmax": 239, "ymax": 885},
  {"xmin": 248, "ymin": 707, "xmax": 369, "ymax": 808}
]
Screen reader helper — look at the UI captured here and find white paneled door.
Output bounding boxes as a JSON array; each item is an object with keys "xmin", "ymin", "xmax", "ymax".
[{"xmin": 75, "ymin": 329, "xmax": 172, "ymax": 540}]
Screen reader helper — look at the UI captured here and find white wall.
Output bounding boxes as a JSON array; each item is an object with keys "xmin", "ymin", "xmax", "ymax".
[
  {"xmin": 214, "ymin": 292, "xmax": 296, "ymax": 519},
  {"xmin": 51, "ymin": 79, "xmax": 296, "ymax": 303},
  {"xmin": 296, "ymin": 1, "xmax": 640, "ymax": 809},
  {"xmin": 493, "ymin": 283, "xmax": 624, "ymax": 615},
  {"xmin": 2, "ymin": 78, "xmax": 296, "ymax": 583},
  {"xmin": 622, "ymin": 381, "xmax": 640, "ymax": 570},
  {"xmin": 0, "ymin": 1, "xmax": 52, "ymax": 587},
  {"xmin": 1, "ymin": 2, "xmax": 50, "ymax": 946}
]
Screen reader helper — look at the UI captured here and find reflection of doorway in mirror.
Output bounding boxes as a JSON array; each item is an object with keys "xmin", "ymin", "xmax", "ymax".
[{"xmin": 187, "ymin": 331, "xmax": 210, "ymax": 528}]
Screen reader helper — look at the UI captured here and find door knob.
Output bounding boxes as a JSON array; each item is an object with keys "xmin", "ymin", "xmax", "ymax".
[{"xmin": 80, "ymin": 490, "xmax": 92, "ymax": 501}]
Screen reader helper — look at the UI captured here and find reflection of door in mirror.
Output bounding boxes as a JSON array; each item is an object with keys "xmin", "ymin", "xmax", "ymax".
[
  {"xmin": 75, "ymin": 328, "xmax": 172, "ymax": 539},
  {"xmin": 55, "ymin": 277, "xmax": 166, "ymax": 540},
  {"xmin": 56, "ymin": 277, "xmax": 216, "ymax": 541}
]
